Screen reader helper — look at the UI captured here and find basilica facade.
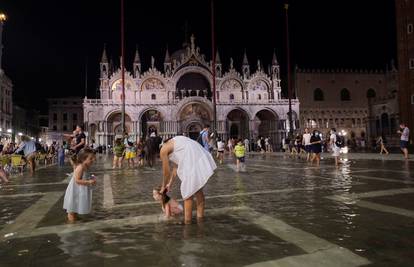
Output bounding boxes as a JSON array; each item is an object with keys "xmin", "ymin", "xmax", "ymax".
[{"xmin": 83, "ymin": 35, "xmax": 299, "ymax": 147}]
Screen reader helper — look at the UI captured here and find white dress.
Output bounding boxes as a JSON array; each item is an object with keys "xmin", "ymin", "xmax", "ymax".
[
  {"xmin": 169, "ymin": 136, "xmax": 217, "ymax": 200},
  {"xmin": 63, "ymin": 172, "xmax": 93, "ymax": 214}
]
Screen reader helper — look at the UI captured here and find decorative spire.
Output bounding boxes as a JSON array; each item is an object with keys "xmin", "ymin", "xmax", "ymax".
[
  {"xmin": 133, "ymin": 45, "xmax": 140, "ymax": 63},
  {"xmin": 215, "ymin": 49, "xmax": 221, "ymax": 64},
  {"xmin": 151, "ymin": 56, "xmax": 155, "ymax": 69},
  {"xmin": 242, "ymin": 49, "xmax": 249, "ymax": 65},
  {"xmin": 272, "ymin": 49, "xmax": 278, "ymax": 65},
  {"xmin": 101, "ymin": 44, "xmax": 108, "ymax": 63},
  {"xmin": 257, "ymin": 59, "xmax": 262, "ymax": 71},
  {"xmin": 164, "ymin": 45, "xmax": 170, "ymax": 63},
  {"xmin": 229, "ymin": 57, "xmax": 234, "ymax": 70},
  {"xmin": 190, "ymin": 34, "xmax": 196, "ymax": 53}
]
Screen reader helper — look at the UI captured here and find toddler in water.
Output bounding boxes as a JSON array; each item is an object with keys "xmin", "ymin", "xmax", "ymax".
[
  {"xmin": 234, "ymin": 139, "xmax": 246, "ymax": 172},
  {"xmin": 63, "ymin": 148, "xmax": 96, "ymax": 222},
  {"xmin": 153, "ymin": 186, "xmax": 183, "ymax": 219}
]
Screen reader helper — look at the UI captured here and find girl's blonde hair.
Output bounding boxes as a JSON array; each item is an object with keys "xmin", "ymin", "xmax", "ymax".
[{"xmin": 70, "ymin": 148, "xmax": 95, "ymax": 166}]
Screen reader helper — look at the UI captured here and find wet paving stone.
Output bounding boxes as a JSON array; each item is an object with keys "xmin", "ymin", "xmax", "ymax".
[{"xmin": 0, "ymin": 154, "xmax": 413, "ymax": 266}]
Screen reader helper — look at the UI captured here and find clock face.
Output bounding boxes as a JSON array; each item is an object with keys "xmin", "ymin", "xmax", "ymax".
[
  {"xmin": 141, "ymin": 78, "xmax": 165, "ymax": 90},
  {"xmin": 111, "ymin": 79, "xmax": 134, "ymax": 91}
]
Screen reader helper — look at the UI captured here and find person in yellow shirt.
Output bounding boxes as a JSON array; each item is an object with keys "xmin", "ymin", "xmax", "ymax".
[{"xmin": 233, "ymin": 139, "xmax": 246, "ymax": 172}]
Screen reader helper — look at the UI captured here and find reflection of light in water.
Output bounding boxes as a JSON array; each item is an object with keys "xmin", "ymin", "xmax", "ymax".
[{"xmin": 234, "ymin": 174, "xmax": 247, "ymax": 206}]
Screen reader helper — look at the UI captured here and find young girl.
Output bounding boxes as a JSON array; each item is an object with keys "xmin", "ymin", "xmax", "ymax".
[
  {"xmin": 216, "ymin": 138, "xmax": 225, "ymax": 164},
  {"xmin": 234, "ymin": 139, "xmax": 246, "ymax": 172},
  {"xmin": 152, "ymin": 186, "xmax": 183, "ymax": 219},
  {"xmin": 63, "ymin": 148, "xmax": 96, "ymax": 222},
  {"xmin": 58, "ymin": 142, "xmax": 65, "ymax": 167},
  {"xmin": 0, "ymin": 167, "xmax": 9, "ymax": 184},
  {"xmin": 112, "ymin": 138, "xmax": 125, "ymax": 169}
]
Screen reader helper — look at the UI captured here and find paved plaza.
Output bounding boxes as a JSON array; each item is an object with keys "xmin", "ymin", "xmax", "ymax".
[{"xmin": 0, "ymin": 153, "xmax": 413, "ymax": 266}]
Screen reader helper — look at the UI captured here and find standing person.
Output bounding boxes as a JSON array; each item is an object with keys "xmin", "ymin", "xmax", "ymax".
[
  {"xmin": 260, "ymin": 137, "xmax": 266, "ymax": 153},
  {"xmin": 64, "ymin": 125, "xmax": 86, "ymax": 154},
  {"xmin": 58, "ymin": 142, "xmax": 65, "ymax": 167},
  {"xmin": 216, "ymin": 138, "xmax": 225, "ymax": 164},
  {"xmin": 15, "ymin": 135, "xmax": 37, "ymax": 175},
  {"xmin": 397, "ymin": 122, "xmax": 410, "ymax": 159},
  {"xmin": 310, "ymin": 130, "xmax": 322, "ymax": 166},
  {"xmin": 63, "ymin": 148, "xmax": 97, "ymax": 222},
  {"xmin": 302, "ymin": 128, "xmax": 312, "ymax": 161},
  {"xmin": 377, "ymin": 134, "xmax": 389, "ymax": 155},
  {"xmin": 137, "ymin": 139, "xmax": 145, "ymax": 167},
  {"xmin": 265, "ymin": 137, "xmax": 270, "ymax": 152},
  {"xmin": 125, "ymin": 140, "xmax": 137, "ymax": 168},
  {"xmin": 199, "ymin": 125, "xmax": 210, "ymax": 152},
  {"xmin": 234, "ymin": 139, "xmax": 246, "ymax": 172},
  {"xmin": 112, "ymin": 138, "xmax": 125, "ymax": 169},
  {"xmin": 227, "ymin": 139, "xmax": 233, "ymax": 155},
  {"xmin": 159, "ymin": 136, "xmax": 217, "ymax": 225},
  {"xmin": 244, "ymin": 138, "xmax": 250, "ymax": 153},
  {"xmin": 330, "ymin": 128, "xmax": 341, "ymax": 166}
]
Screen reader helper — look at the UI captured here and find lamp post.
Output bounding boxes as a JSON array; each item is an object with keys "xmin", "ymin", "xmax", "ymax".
[
  {"xmin": 284, "ymin": 4, "xmax": 294, "ymax": 137},
  {"xmin": 0, "ymin": 12, "xmax": 6, "ymax": 70}
]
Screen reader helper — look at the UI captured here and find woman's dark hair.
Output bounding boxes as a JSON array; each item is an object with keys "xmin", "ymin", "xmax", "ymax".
[{"xmin": 70, "ymin": 148, "xmax": 95, "ymax": 165}]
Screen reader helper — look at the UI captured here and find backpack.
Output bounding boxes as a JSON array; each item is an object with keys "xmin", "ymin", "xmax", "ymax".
[
  {"xmin": 335, "ymin": 135, "xmax": 345, "ymax": 148},
  {"xmin": 196, "ymin": 131, "xmax": 204, "ymax": 146}
]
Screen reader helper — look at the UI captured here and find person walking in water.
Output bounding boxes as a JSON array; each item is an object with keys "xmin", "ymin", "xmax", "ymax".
[
  {"xmin": 159, "ymin": 135, "xmax": 217, "ymax": 224},
  {"xmin": 397, "ymin": 122, "xmax": 410, "ymax": 159}
]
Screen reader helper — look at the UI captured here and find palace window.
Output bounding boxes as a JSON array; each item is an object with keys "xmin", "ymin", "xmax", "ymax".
[
  {"xmin": 229, "ymin": 94, "xmax": 234, "ymax": 101},
  {"xmin": 63, "ymin": 125, "xmax": 68, "ymax": 131},
  {"xmin": 366, "ymin": 88, "xmax": 376, "ymax": 99},
  {"xmin": 408, "ymin": 23, "xmax": 413, "ymax": 34},
  {"xmin": 53, "ymin": 126, "xmax": 57, "ymax": 131},
  {"xmin": 340, "ymin": 88, "xmax": 351, "ymax": 101},
  {"xmin": 151, "ymin": 94, "xmax": 156, "ymax": 100},
  {"xmin": 73, "ymin": 114, "xmax": 78, "ymax": 121},
  {"xmin": 63, "ymin": 113, "xmax": 68, "ymax": 121},
  {"xmin": 53, "ymin": 113, "xmax": 57, "ymax": 121},
  {"xmin": 409, "ymin": 58, "xmax": 414, "ymax": 70},
  {"xmin": 313, "ymin": 88, "xmax": 324, "ymax": 101},
  {"xmin": 258, "ymin": 94, "xmax": 262, "ymax": 100}
]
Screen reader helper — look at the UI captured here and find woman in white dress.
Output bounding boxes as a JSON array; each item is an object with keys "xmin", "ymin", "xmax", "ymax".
[{"xmin": 160, "ymin": 136, "xmax": 217, "ymax": 224}]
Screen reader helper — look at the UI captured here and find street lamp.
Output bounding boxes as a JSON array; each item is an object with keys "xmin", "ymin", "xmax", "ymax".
[
  {"xmin": 7, "ymin": 129, "xmax": 12, "ymax": 133},
  {"xmin": 18, "ymin": 132, "xmax": 23, "ymax": 136},
  {"xmin": 0, "ymin": 13, "xmax": 6, "ymax": 22},
  {"xmin": 0, "ymin": 12, "xmax": 6, "ymax": 70}
]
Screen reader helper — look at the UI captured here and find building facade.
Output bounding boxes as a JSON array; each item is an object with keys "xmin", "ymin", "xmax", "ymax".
[
  {"xmin": 0, "ymin": 15, "xmax": 12, "ymax": 140},
  {"xmin": 296, "ymin": 66, "xmax": 399, "ymax": 142},
  {"xmin": 12, "ymin": 105, "xmax": 40, "ymax": 141},
  {"xmin": 47, "ymin": 98, "xmax": 83, "ymax": 144},
  {"xmin": 84, "ymin": 35, "xmax": 299, "ymax": 147},
  {"xmin": 395, "ymin": 0, "xmax": 414, "ymax": 142}
]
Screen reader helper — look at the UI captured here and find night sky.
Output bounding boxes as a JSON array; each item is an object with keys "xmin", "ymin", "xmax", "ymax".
[{"xmin": 1, "ymin": 0, "xmax": 396, "ymax": 113}]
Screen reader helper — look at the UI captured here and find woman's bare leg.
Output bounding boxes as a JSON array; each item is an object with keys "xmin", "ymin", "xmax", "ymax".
[
  {"xmin": 195, "ymin": 189, "xmax": 205, "ymax": 223},
  {"xmin": 184, "ymin": 198, "xmax": 193, "ymax": 224}
]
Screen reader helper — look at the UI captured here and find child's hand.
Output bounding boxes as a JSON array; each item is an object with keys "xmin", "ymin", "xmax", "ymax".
[{"xmin": 89, "ymin": 179, "xmax": 96, "ymax": 186}]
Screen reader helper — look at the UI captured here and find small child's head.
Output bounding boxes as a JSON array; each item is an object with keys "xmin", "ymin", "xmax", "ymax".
[
  {"xmin": 71, "ymin": 148, "xmax": 96, "ymax": 167},
  {"xmin": 238, "ymin": 139, "xmax": 243, "ymax": 145},
  {"xmin": 115, "ymin": 138, "xmax": 122, "ymax": 146},
  {"xmin": 152, "ymin": 186, "xmax": 170, "ymax": 205}
]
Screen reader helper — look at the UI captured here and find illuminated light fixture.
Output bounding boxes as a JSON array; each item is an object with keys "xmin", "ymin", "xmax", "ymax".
[
  {"xmin": 7, "ymin": 129, "xmax": 12, "ymax": 133},
  {"xmin": 18, "ymin": 132, "xmax": 23, "ymax": 136},
  {"xmin": 39, "ymin": 138, "xmax": 42, "ymax": 142},
  {"xmin": 0, "ymin": 13, "xmax": 6, "ymax": 22},
  {"xmin": 0, "ymin": 128, "xmax": 2, "ymax": 132}
]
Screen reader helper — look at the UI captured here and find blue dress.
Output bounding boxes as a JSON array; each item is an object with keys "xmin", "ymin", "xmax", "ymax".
[{"xmin": 63, "ymin": 172, "xmax": 93, "ymax": 214}]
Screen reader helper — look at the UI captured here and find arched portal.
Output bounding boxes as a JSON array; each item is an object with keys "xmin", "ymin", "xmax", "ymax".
[
  {"xmin": 106, "ymin": 112, "xmax": 132, "ymax": 145},
  {"xmin": 226, "ymin": 109, "xmax": 249, "ymax": 139},
  {"xmin": 254, "ymin": 110, "xmax": 279, "ymax": 148},
  {"xmin": 179, "ymin": 102, "xmax": 212, "ymax": 139},
  {"xmin": 176, "ymin": 72, "xmax": 211, "ymax": 100},
  {"xmin": 140, "ymin": 109, "xmax": 163, "ymax": 138}
]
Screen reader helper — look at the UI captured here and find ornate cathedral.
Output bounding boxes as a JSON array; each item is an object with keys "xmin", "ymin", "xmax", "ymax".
[{"xmin": 83, "ymin": 35, "xmax": 299, "ymax": 146}]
